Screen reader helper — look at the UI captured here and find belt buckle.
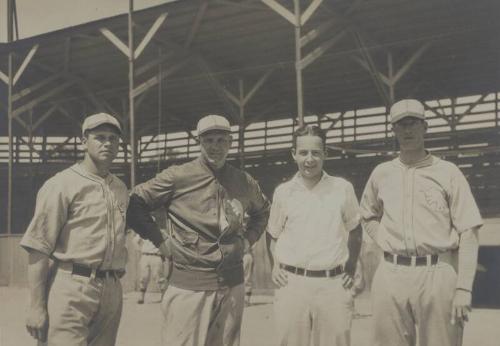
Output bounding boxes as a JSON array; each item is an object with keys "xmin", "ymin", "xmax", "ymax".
[
  {"xmin": 392, "ymin": 254, "xmax": 397, "ymax": 265},
  {"xmin": 426, "ymin": 255, "xmax": 432, "ymax": 266},
  {"xmin": 90, "ymin": 268, "xmax": 97, "ymax": 280},
  {"xmin": 326, "ymin": 269, "xmax": 331, "ymax": 278},
  {"xmin": 411, "ymin": 256, "xmax": 416, "ymax": 266},
  {"xmin": 303, "ymin": 269, "xmax": 308, "ymax": 276}
]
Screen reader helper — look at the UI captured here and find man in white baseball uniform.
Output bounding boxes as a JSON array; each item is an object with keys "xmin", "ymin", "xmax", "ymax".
[
  {"xmin": 267, "ymin": 125, "xmax": 362, "ymax": 346},
  {"xmin": 21, "ymin": 113, "xmax": 128, "ymax": 345},
  {"xmin": 360, "ymin": 99, "xmax": 483, "ymax": 346}
]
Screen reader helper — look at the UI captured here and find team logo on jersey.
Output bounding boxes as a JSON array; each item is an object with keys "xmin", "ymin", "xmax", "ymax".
[
  {"xmin": 224, "ymin": 198, "xmax": 244, "ymax": 224},
  {"xmin": 421, "ymin": 187, "xmax": 447, "ymax": 213}
]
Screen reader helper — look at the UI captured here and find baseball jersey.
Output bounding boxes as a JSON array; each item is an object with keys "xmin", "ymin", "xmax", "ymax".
[
  {"xmin": 360, "ymin": 154, "xmax": 483, "ymax": 256},
  {"xmin": 267, "ymin": 172, "xmax": 360, "ymax": 270},
  {"xmin": 20, "ymin": 163, "xmax": 129, "ymax": 270}
]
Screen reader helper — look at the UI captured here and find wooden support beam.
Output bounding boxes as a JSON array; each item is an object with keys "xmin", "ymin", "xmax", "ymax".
[
  {"xmin": 13, "ymin": 114, "xmax": 29, "ymax": 131},
  {"xmin": 456, "ymin": 94, "xmax": 489, "ymax": 123},
  {"xmin": 423, "ymin": 102, "xmax": 450, "ymax": 125},
  {"xmin": 300, "ymin": 18, "xmax": 336, "ymax": 48},
  {"xmin": 223, "ymin": 88, "xmax": 241, "ymax": 107},
  {"xmin": 352, "ymin": 56, "xmax": 391, "ymax": 86},
  {"xmin": 185, "ymin": 0, "xmax": 209, "ymax": 48},
  {"xmin": 57, "ymin": 105, "xmax": 83, "ymax": 129},
  {"xmin": 132, "ymin": 58, "xmax": 190, "ymax": 98},
  {"xmin": 327, "ymin": 111, "xmax": 346, "ymax": 130},
  {"xmin": 353, "ymin": 32, "xmax": 391, "ymax": 107},
  {"xmin": 100, "ymin": 28, "xmax": 130, "ymax": 57},
  {"xmin": 392, "ymin": 42, "xmax": 431, "ymax": 85},
  {"xmin": 32, "ymin": 104, "xmax": 59, "ymax": 131},
  {"xmin": 45, "ymin": 136, "xmax": 75, "ymax": 159},
  {"xmin": 12, "ymin": 81, "xmax": 74, "ymax": 118},
  {"xmin": 133, "ymin": 23, "xmax": 239, "ymax": 121},
  {"xmin": 13, "ymin": 44, "xmax": 39, "ymax": 85},
  {"xmin": 0, "ymin": 70, "xmax": 8, "ymax": 84},
  {"xmin": 135, "ymin": 52, "xmax": 173, "ymax": 76},
  {"xmin": 101, "ymin": 12, "xmax": 168, "ymax": 60},
  {"xmin": 25, "ymin": 59, "xmax": 117, "ymax": 115},
  {"xmin": 300, "ymin": 30, "xmax": 347, "ymax": 70},
  {"xmin": 18, "ymin": 136, "xmax": 45, "ymax": 160},
  {"xmin": 387, "ymin": 52, "xmax": 394, "ymax": 103},
  {"xmin": 134, "ymin": 12, "xmax": 168, "ymax": 59},
  {"xmin": 300, "ymin": 0, "xmax": 323, "ymax": 26},
  {"xmin": 12, "ymin": 73, "xmax": 62, "ymax": 102},
  {"xmin": 261, "ymin": 0, "xmax": 297, "ymax": 25},
  {"xmin": 243, "ymin": 69, "xmax": 274, "ymax": 106}
]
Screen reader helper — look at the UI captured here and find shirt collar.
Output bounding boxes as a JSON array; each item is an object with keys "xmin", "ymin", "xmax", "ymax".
[
  {"xmin": 291, "ymin": 170, "xmax": 330, "ymax": 190},
  {"xmin": 71, "ymin": 162, "xmax": 114, "ymax": 184},
  {"xmin": 393, "ymin": 151, "xmax": 436, "ymax": 169},
  {"xmin": 197, "ymin": 155, "xmax": 228, "ymax": 176}
]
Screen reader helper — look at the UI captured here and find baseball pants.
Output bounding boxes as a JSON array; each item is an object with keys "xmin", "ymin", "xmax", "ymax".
[
  {"xmin": 273, "ymin": 273, "xmax": 354, "ymax": 346},
  {"xmin": 371, "ymin": 257, "xmax": 463, "ymax": 346},
  {"xmin": 160, "ymin": 283, "xmax": 245, "ymax": 346},
  {"xmin": 139, "ymin": 254, "xmax": 168, "ymax": 292},
  {"xmin": 46, "ymin": 266, "xmax": 123, "ymax": 346}
]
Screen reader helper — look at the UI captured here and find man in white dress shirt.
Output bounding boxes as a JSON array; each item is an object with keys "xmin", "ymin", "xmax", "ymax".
[{"xmin": 267, "ymin": 125, "xmax": 362, "ymax": 346}]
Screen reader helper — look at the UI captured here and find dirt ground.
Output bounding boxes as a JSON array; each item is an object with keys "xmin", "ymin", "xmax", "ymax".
[{"xmin": 1, "ymin": 287, "xmax": 499, "ymax": 346}]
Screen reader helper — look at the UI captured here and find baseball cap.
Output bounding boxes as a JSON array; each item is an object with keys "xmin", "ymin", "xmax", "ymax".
[
  {"xmin": 82, "ymin": 113, "xmax": 122, "ymax": 136},
  {"xmin": 196, "ymin": 114, "xmax": 231, "ymax": 136},
  {"xmin": 390, "ymin": 99, "xmax": 426, "ymax": 124}
]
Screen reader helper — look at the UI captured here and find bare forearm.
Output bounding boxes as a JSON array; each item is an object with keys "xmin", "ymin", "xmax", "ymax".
[
  {"xmin": 346, "ymin": 226, "xmax": 362, "ymax": 274},
  {"xmin": 456, "ymin": 228, "xmax": 479, "ymax": 292},
  {"xmin": 27, "ymin": 250, "xmax": 50, "ymax": 310},
  {"xmin": 267, "ymin": 234, "xmax": 279, "ymax": 268}
]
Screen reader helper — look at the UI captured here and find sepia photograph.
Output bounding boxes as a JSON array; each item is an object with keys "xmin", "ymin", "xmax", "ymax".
[{"xmin": 0, "ymin": 0, "xmax": 499, "ymax": 345}]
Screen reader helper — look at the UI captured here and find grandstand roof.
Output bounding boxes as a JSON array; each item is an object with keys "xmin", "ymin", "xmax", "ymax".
[{"xmin": 0, "ymin": 0, "xmax": 499, "ymax": 137}]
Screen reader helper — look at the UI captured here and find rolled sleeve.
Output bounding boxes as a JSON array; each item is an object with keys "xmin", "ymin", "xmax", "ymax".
[
  {"xmin": 343, "ymin": 182, "xmax": 360, "ymax": 232},
  {"xmin": 20, "ymin": 179, "xmax": 69, "ymax": 255},
  {"xmin": 266, "ymin": 186, "xmax": 286, "ymax": 239},
  {"xmin": 360, "ymin": 170, "xmax": 383, "ymax": 239},
  {"xmin": 449, "ymin": 168, "xmax": 483, "ymax": 233}
]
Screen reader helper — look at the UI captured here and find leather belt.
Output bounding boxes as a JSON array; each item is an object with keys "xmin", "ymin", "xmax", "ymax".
[
  {"xmin": 384, "ymin": 251, "xmax": 438, "ymax": 266},
  {"xmin": 142, "ymin": 253, "xmax": 162, "ymax": 257},
  {"xmin": 71, "ymin": 263, "xmax": 123, "ymax": 279},
  {"xmin": 280, "ymin": 264, "xmax": 343, "ymax": 278}
]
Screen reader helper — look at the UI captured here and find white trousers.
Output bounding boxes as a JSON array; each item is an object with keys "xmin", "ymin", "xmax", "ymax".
[
  {"xmin": 274, "ymin": 273, "xmax": 354, "ymax": 346},
  {"xmin": 371, "ymin": 259, "xmax": 463, "ymax": 346},
  {"xmin": 161, "ymin": 284, "xmax": 245, "ymax": 346},
  {"xmin": 46, "ymin": 268, "xmax": 122, "ymax": 346}
]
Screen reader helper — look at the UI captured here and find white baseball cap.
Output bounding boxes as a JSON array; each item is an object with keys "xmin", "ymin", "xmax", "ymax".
[
  {"xmin": 390, "ymin": 99, "xmax": 426, "ymax": 124},
  {"xmin": 196, "ymin": 115, "xmax": 231, "ymax": 136},
  {"xmin": 82, "ymin": 113, "xmax": 122, "ymax": 136}
]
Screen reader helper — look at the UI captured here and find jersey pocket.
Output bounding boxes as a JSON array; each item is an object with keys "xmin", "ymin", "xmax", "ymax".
[{"xmin": 171, "ymin": 230, "xmax": 199, "ymax": 249}]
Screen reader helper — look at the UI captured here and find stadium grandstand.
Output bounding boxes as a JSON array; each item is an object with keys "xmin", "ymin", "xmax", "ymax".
[{"xmin": 1, "ymin": 0, "xmax": 499, "ymax": 309}]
